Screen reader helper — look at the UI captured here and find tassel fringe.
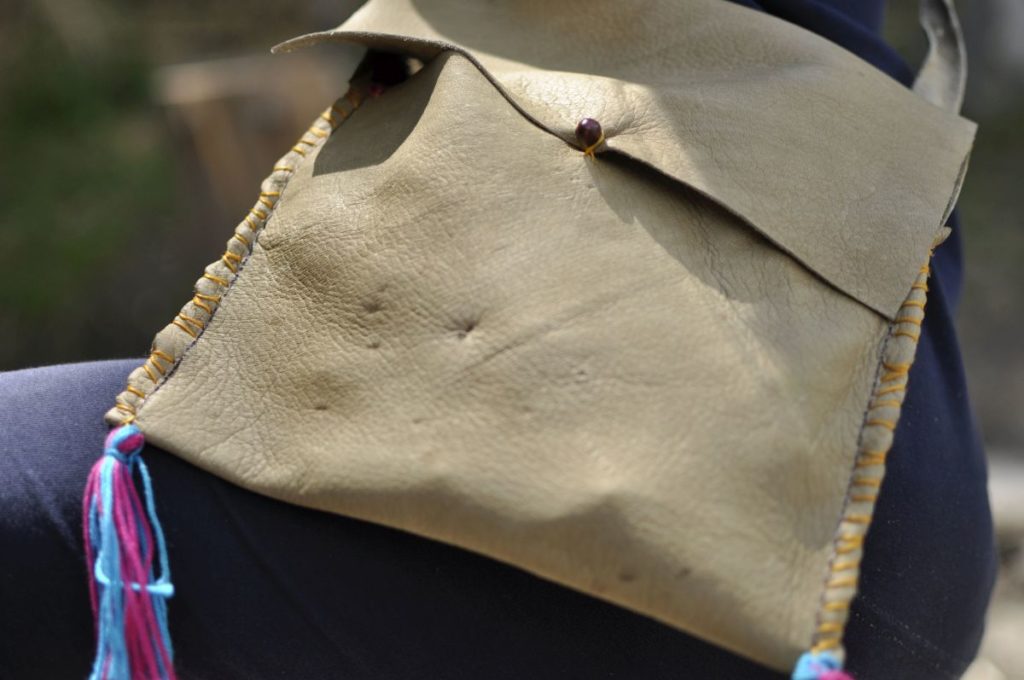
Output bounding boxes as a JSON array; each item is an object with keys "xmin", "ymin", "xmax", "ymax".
[
  {"xmin": 83, "ymin": 424, "xmax": 176, "ymax": 680},
  {"xmin": 792, "ymin": 651, "xmax": 854, "ymax": 679}
]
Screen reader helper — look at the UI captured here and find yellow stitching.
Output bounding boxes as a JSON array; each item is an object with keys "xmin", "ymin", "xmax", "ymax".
[
  {"xmin": 583, "ymin": 130, "xmax": 606, "ymax": 158},
  {"xmin": 177, "ymin": 315, "xmax": 204, "ymax": 330},
  {"xmin": 881, "ymin": 366, "xmax": 909, "ymax": 383},
  {"xmin": 152, "ymin": 349, "xmax": 174, "ymax": 365},
  {"xmin": 221, "ymin": 251, "xmax": 243, "ymax": 273},
  {"xmin": 172, "ymin": 320, "xmax": 198, "ymax": 337},
  {"xmin": 108, "ymin": 85, "xmax": 367, "ymax": 426},
  {"xmin": 813, "ymin": 638, "xmax": 842, "ymax": 652},
  {"xmin": 192, "ymin": 292, "xmax": 222, "ymax": 314},
  {"xmin": 177, "ymin": 313, "xmax": 205, "ymax": 330},
  {"xmin": 148, "ymin": 352, "xmax": 171, "ymax": 375},
  {"xmin": 812, "ymin": 252, "xmax": 935, "ymax": 659},
  {"xmin": 835, "ymin": 538, "xmax": 864, "ymax": 555},
  {"xmin": 148, "ymin": 358, "xmax": 166, "ymax": 376},
  {"xmin": 827, "ymin": 576, "xmax": 858, "ymax": 589},
  {"xmin": 173, "ymin": 319, "xmax": 198, "ymax": 337},
  {"xmin": 875, "ymin": 384, "xmax": 906, "ymax": 397}
]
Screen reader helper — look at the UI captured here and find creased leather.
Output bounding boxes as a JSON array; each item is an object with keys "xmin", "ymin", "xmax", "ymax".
[
  {"xmin": 140, "ymin": 53, "xmax": 881, "ymax": 668},
  {"xmin": 129, "ymin": 0, "xmax": 975, "ymax": 671},
  {"xmin": 274, "ymin": 0, "xmax": 975, "ymax": 321}
]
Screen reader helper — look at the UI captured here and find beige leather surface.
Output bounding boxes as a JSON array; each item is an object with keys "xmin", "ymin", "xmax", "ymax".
[
  {"xmin": 139, "ymin": 54, "xmax": 874, "ymax": 667},
  {"xmin": 276, "ymin": 0, "xmax": 975, "ymax": 320},
  {"xmin": 126, "ymin": 0, "xmax": 976, "ymax": 671}
]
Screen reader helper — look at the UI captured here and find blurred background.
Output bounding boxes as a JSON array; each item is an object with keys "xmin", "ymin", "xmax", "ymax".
[{"xmin": 0, "ymin": 0, "xmax": 1021, "ymax": 677}]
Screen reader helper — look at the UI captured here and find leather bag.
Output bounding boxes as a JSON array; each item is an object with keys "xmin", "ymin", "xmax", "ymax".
[{"xmin": 106, "ymin": 0, "xmax": 974, "ymax": 670}]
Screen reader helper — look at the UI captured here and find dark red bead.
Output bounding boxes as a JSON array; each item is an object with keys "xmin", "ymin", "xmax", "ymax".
[{"xmin": 575, "ymin": 118, "xmax": 603, "ymax": 148}]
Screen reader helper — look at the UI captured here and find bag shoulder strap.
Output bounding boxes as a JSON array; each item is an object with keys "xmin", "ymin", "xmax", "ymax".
[{"xmin": 914, "ymin": 0, "xmax": 967, "ymax": 114}]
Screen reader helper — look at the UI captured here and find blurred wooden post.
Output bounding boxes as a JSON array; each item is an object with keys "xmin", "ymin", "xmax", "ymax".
[{"xmin": 153, "ymin": 52, "xmax": 357, "ymax": 218}]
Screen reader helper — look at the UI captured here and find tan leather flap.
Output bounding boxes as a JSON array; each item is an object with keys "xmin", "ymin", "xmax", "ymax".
[{"xmin": 275, "ymin": 0, "xmax": 975, "ymax": 320}]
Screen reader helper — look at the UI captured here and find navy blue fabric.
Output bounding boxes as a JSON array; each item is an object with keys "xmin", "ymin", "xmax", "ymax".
[
  {"xmin": 0, "ymin": 1, "xmax": 996, "ymax": 678},
  {"xmin": 732, "ymin": 0, "xmax": 911, "ymax": 82},
  {"xmin": 844, "ymin": 214, "xmax": 995, "ymax": 679}
]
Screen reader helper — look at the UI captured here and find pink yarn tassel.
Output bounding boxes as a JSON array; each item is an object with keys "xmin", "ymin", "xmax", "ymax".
[{"xmin": 83, "ymin": 425, "xmax": 176, "ymax": 680}]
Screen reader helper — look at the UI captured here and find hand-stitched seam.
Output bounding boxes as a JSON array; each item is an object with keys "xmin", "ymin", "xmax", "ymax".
[
  {"xmin": 104, "ymin": 85, "xmax": 368, "ymax": 426},
  {"xmin": 807, "ymin": 237, "xmax": 943, "ymax": 664}
]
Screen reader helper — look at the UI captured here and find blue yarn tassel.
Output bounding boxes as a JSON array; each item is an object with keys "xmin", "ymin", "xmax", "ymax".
[
  {"xmin": 83, "ymin": 424, "xmax": 176, "ymax": 680},
  {"xmin": 792, "ymin": 650, "xmax": 854, "ymax": 679}
]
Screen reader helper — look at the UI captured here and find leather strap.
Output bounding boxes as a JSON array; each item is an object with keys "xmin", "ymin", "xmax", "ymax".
[{"xmin": 915, "ymin": 0, "xmax": 967, "ymax": 114}]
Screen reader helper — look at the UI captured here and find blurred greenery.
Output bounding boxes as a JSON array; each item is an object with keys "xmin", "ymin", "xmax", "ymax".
[
  {"xmin": 0, "ymin": 29, "xmax": 171, "ymax": 319},
  {"xmin": 0, "ymin": 0, "xmax": 338, "ymax": 370}
]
